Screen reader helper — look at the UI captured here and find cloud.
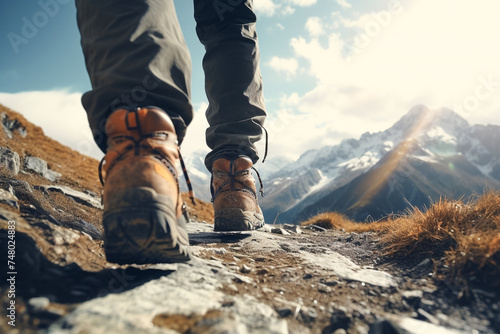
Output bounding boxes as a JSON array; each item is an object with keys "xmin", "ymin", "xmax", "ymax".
[
  {"xmin": 254, "ymin": 0, "xmax": 279, "ymax": 17},
  {"xmin": 267, "ymin": 56, "xmax": 299, "ymax": 78},
  {"xmin": 336, "ymin": 0, "xmax": 351, "ymax": 9},
  {"xmin": 288, "ymin": 0, "xmax": 317, "ymax": 6},
  {"xmin": 305, "ymin": 17, "xmax": 324, "ymax": 37},
  {"xmin": 0, "ymin": 90, "xmax": 103, "ymax": 160},
  {"xmin": 264, "ymin": 0, "xmax": 500, "ymax": 160},
  {"xmin": 254, "ymin": 0, "xmax": 317, "ymax": 17},
  {"xmin": 181, "ymin": 102, "xmax": 210, "ymax": 157}
]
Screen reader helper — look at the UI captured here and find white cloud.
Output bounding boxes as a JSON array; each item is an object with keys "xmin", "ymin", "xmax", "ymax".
[
  {"xmin": 336, "ymin": 0, "xmax": 351, "ymax": 9},
  {"xmin": 288, "ymin": 0, "xmax": 317, "ymax": 6},
  {"xmin": 181, "ymin": 102, "xmax": 210, "ymax": 157},
  {"xmin": 254, "ymin": 0, "xmax": 317, "ymax": 17},
  {"xmin": 254, "ymin": 0, "xmax": 279, "ymax": 16},
  {"xmin": 305, "ymin": 17, "xmax": 324, "ymax": 37},
  {"xmin": 267, "ymin": 56, "xmax": 299, "ymax": 78},
  {"xmin": 264, "ymin": 0, "xmax": 500, "ymax": 160},
  {"xmin": 0, "ymin": 90, "xmax": 103, "ymax": 160}
]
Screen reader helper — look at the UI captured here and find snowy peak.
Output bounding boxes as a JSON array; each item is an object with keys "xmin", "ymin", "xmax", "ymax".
[
  {"xmin": 261, "ymin": 105, "xmax": 500, "ymax": 223},
  {"xmin": 390, "ymin": 105, "xmax": 468, "ymax": 138}
]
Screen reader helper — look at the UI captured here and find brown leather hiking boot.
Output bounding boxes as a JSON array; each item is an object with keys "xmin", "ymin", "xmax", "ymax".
[
  {"xmin": 99, "ymin": 107, "xmax": 190, "ymax": 264},
  {"xmin": 211, "ymin": 157, "xmax": 265, "ymax": 231}
]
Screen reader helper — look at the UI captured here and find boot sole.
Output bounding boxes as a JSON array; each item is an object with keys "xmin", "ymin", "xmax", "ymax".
[
  {"xmin": 103, "ymin": 187, "xmax": 190, "ymax": 264},
  {"xmin": 214, "ymin": 208, "xmax": 265, "ymax": 232}
]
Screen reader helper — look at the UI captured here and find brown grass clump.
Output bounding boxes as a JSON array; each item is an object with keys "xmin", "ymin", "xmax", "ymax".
[
  {"xmin": 301, "ymin": 211, "xmax": 390, "ymax": 233},
  {"xmin": 300, "ymin": 192, "xmax": 500, "ymax": 289},
  {"xmin": 381, "ymin": 192, "xmax": 500, "ymax": 287}
]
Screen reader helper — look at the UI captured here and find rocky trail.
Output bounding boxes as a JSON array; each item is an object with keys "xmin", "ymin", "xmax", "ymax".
[{"xmin": 0, "ymin": 106, "xmax": 499, "ymax": 333}]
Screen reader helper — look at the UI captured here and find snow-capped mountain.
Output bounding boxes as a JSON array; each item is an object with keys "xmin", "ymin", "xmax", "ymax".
[{"xmin": 261, "ymin": 105, "xmax": 500, "ymax": 223}]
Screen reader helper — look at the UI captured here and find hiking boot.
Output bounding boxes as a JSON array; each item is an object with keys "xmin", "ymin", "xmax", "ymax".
[
  {"xmin": 99, "ymin": 107, "xmax": 190, "ymax": 264},
  {"xmin": 211, "ymin": 157, "xmax": 265, "ymax": 231}
]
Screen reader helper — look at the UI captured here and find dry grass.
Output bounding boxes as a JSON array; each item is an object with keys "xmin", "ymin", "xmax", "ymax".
[
  {"xmin": 0, "ymin": 104, "xmax": 214, "ymax": 223},
  {"xmin": 301, "ymin": 192, "xmax": 500, "ymax": 289},
  {"xmin": 301, "ymin": 211, "xmax": 391, "ymax": 233}
]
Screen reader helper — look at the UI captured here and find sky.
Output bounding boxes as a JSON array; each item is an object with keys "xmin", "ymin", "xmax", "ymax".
[{"xmin": 1, "ymin": 0, "xmax": 500, "ymax": 162}]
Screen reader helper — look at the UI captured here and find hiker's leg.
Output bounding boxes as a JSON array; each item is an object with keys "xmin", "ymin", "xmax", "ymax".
[
  {"xmin": 76, "ymin": 0, "xmax": 193, "ymax": 151},
  {"xmin": 194, "ymin": 0, "xmax": 267, "ymax": 171}
]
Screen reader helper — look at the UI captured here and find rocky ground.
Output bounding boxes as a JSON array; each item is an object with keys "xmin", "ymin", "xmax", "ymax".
[{"xmin": 0, "ymin": 106, "xmax": 499, "ymax": 333}]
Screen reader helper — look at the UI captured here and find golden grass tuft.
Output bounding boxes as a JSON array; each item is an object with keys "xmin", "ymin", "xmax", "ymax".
[
  {"xmin": 301, "ymin": 191, "xmax": 500, "ymax": 289},
  {"xmin": 301, "ymin": 211, "xmax": 391, "ymax": 233}
]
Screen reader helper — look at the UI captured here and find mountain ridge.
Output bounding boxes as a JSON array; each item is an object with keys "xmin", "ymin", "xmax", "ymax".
[{"xmin": 258, "ymin": 105, "xmax": 500, "ymax": 223}]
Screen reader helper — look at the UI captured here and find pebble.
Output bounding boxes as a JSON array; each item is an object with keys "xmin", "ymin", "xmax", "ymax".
[
  {"xmin": 210, "ymin": 248, "xmax": 227, "ymax": 255},
  {"xmin": 401, "ymin": 290, "xmax": 423, "ymax": 300},
  {"xmin": 303, "ymin": 273, "xmax": 313, "ymax": 279},
  {"xmin": 276, "ymin": 308, "xmax": 293, "ymax": 318},
  {"xmin": 333, "ymin": 329, "xmax": 347, "ymax": 334},
  {"xmin": 0, "ymin": 149, "xmax": 21, "ymax": 175},
  {"xmin": 283, "ymin": 224, "xmax": 302, "ymax": 234},
  {"xmin": 304, "ymin": 225, "xmax": 327, "ymax": 232},
  {"xmin": 317, "ymin": 284, "xmax": 332, "ymax": 293},
  {"xmin": 324, "ymin": 280, "xmax": 340, "ymax": 286},
  {"xmin": 257, "ymin": 268, "xmax": 269, "ymax": 275},
  {"xmin": 417, "ymin": 258, "xmax": 431, "ymax": 267},
  {"xmin": 271, "ymin": 228, "xmax": 290, "ymax": 235},
  {"xmin": 299, "ymin": 307, "xmax": 318, "ymax": 323},
  {"xmin": 28, "ymin": 297, "xmax": 50, "ymax": 311},
  {"xmin": 417, "ymin": 308, "xmax": 439, "ymax": 325},
  {"xmin": 240, "ymin": 264, "xmax": 252, "ymax": 274},
  {"xmin": 0, "ymin": 189, "xmax": 19, "ymax": 209}
]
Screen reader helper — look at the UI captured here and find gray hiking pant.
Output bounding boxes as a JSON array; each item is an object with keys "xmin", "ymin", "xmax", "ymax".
[{"xmin": 76, "ymin": 0, "xmax": 266, "ymax": 170}]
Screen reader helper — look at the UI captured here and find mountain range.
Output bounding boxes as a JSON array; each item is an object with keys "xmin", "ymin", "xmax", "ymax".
[{"xmin": 184, "ymin": 105, "xmax": 500, "ymax": 223}]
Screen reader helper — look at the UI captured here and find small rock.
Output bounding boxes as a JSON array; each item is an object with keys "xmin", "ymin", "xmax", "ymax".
[
  {"xmin": 226, "ymin": 284, "xmax": 239, "ymax": 292},
  {"xmin": 276, "ymin": 308, "xmax": 293, "ymax": 318},
  {"xmin": 1, "ymin": 113, "xmax": 27, "ymax": 138},
  {"xmin": 43, "ymin": 185, "xmax": 102, "ymax": 209},
  {"xmin": 53, "ymin": 229, "xmax": 80, "ymax": 245},
  {"xmin": 257, "ymin": 268, "xmax": 269, "ymax": 275},
  {"xmin": 401, "ymin": 290, "xmax": 423, "ymax": 301},
  {"xmin": 258, "ymin": 224, "xmax": 273, "ymax": 232},
  {"xmin": 303, "ymin": 273, "xmax": 313, "ymax": 280},
  {"xmin": 24, "ymin": 156, "xmax": 48, "ymax": 175},
  {"xmin": 43, "ymin": 169, "xmax": 62, "ymax": 182},
  {"xmin": 417, "ymin": 308, "xmax": 439, "ymax": 325},
  {"xmin": 210, "ymin": 248, "xmax": 227, "ymax": 255},
  {"xmin": 262, "ymin": 287, "xmax": 274, "ymax": 294},
  {"xmin": 417, "ymin": 258, "xmax": 431, "ymax": 267},
  {"xmin": 28, "ymin": 297, "xmax": 50, "ymax": 311},
  {"xmin": 324, "ymin": 280, "xmax": 340, "ymax": 287},
  {"xmin": 299, "ymin": 307, "xmax": 318, "ymax": 323},
  {"xmin": 283, "ymin": 224, "xmax": 302, "ymax": 234},
  {"xmin": 318, "ymin": 284, "xmax": 332, "ymax": 293},
  {"xmin": 333, "ymin": 329, "xmax": 347, "ymax": 334},
  {"xmin": 0, "ymin": 147, "xmax": 20, "ymax": 175},
  {"xmin": 271, "ymin": 227, "xmax": 290, "ymax": 235},
  {"xmin": 0, "ymin": 189, "xmax": 19, "ymax": 209},
  {"xmin": 304, "ymin": 224, "xmax": 327, "ymax": 232},
  {"xmin": 421, "ymin": 298, "xmax": 435, "ymax": 306},
  {"xmin": 240, "ymin": 264, "xmax": 252, "ymax": 274}
]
